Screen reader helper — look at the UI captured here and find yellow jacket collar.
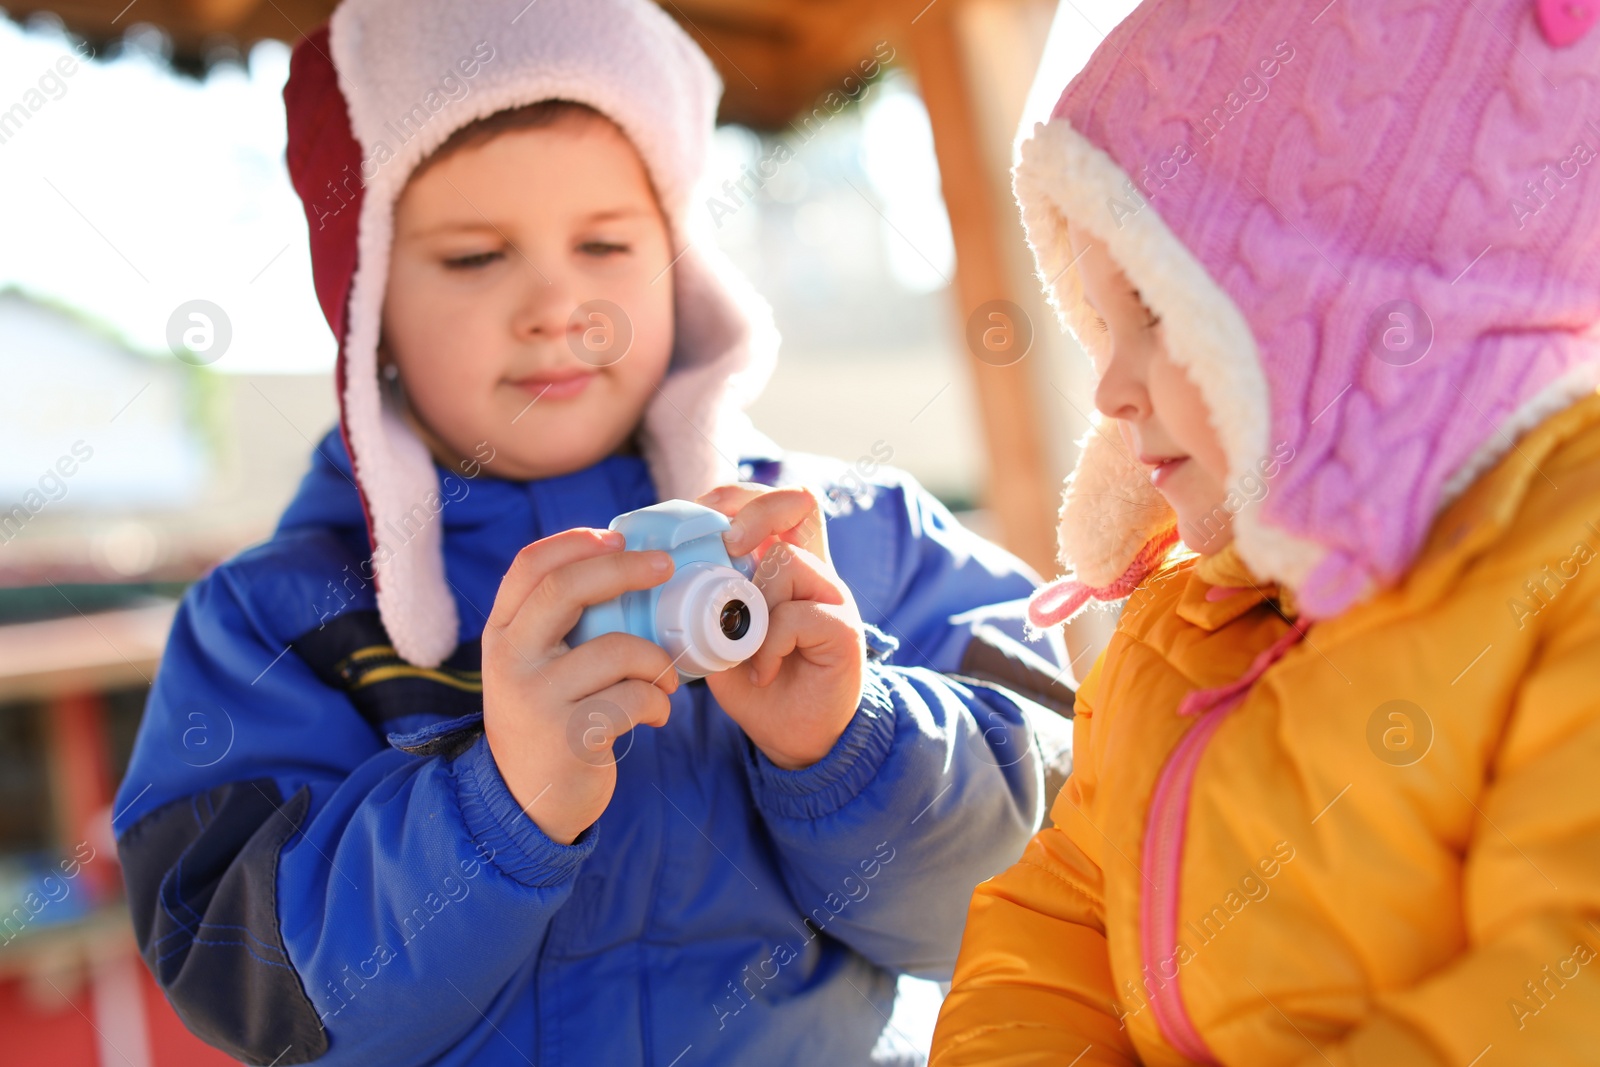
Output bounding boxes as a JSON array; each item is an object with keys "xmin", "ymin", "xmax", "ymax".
[{"xmin": 1177, "ymin": 543, "xmax": 1298, "ymax": 631}]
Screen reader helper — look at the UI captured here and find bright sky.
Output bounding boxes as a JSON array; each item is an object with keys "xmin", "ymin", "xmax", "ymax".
[
  {"xmin": 0, "ymin": 2, "xmax": 1134, "ymax": 375},
  {"xmin": 1020, "ymin": 0, "xmax": 1142, "ymax": 153},
  {"xmin": 0, "ymin": 22, "xmax": 329, "ymax": 372}
]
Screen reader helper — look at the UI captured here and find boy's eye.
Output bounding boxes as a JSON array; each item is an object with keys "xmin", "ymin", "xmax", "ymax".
[
  {"xmin": 1092, "ymin": 315, "xmax": 1109, "ymax": 333},
  {"xmin": 443, "ymin": 250, "xmax": 504, "ymax": 270},
  {"xmin": 579, "ymin": 240, "xmax": 631, "ymax": 257}
]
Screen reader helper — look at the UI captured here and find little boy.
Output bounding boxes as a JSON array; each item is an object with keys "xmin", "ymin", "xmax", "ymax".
[{"xmin": 112, "ymin": 1, "xmax": 1066, "ymax": 1063}]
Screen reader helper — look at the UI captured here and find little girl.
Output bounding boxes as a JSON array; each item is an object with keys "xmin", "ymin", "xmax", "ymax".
[{"xmin": 933, "ymin": 1, "xmax": 1600, "ymax": 1064}]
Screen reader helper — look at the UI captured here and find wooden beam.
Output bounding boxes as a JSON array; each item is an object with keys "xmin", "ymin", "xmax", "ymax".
[
  {"xmin": 176, "ymin": 0, "xmax": 263, "ymax": 33},
  {"xmin": 903, "ymin": 1, "xmax": 1058, "ymax": 578},
  {"xmin": 0, "ymin": 603, "xmax": 173, "ymax": 704}
]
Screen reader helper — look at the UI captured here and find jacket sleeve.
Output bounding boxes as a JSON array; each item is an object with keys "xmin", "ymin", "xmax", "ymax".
[
  {"xmin": 113, "ymin": 549, "xmax": 587, "ymax": 1067},
  {"xmin": 739, "ymin": 471, "xmax": 1065, "ymax": 980},
  {"xmin": 1283, "ymin": 597, "xmax": 1600, "ymax": 1067},
  {"xmin": 928, "ymin": 656, "xmax": 1141, "ymax": 1065},
  {"xmin": 830, "ymin": 468, "xmax": 1073, "ymax": 712}
]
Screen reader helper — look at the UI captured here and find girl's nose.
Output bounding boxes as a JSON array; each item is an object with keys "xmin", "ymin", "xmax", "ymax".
[{"xmin": 1094, "ymin": 346, "xmax": 1151, "ymax": 423}]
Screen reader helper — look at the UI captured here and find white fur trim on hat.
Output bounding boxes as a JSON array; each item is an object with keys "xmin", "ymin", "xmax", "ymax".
[
  {"xmin": 1013, "ymin": 116, "xmax": 1323, "ymax": 592},
  {"xmin": 326, "ymin": 0, "xmax": 778, "ymax": 666}
]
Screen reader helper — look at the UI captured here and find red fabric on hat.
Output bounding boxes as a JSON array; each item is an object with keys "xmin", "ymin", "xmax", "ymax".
[
  {"xmin": 284, "ymin": 26, "xmax": 363, "ymax": 358},
  {"xmin": 282, "ymin": 25, "xmax": 378, "ymax": 561}
]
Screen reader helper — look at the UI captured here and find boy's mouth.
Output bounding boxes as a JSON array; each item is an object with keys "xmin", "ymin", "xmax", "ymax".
[{"xmin": 509, "ymin": 371, "xmax": 595, "ymax": 401}]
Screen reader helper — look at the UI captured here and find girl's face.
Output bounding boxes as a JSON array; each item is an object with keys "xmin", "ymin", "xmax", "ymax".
[
  {"xmin": 381, "ymin": 114, "xmax": 676, "ymax": 480},
  {"xmin": 1071, "ymin": 228, "xmax": 1234, "ymax": 553}
]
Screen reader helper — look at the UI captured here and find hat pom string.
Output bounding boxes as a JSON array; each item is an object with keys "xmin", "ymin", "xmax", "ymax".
[{"xmin": 1027, "ymin": 527, "xmax": 1180, "ymax": 630}]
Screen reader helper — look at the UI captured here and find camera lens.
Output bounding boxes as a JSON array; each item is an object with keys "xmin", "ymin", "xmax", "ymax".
[{"xmin": 719, "ymin": 600, "xmax": 751, "ymax": 641}]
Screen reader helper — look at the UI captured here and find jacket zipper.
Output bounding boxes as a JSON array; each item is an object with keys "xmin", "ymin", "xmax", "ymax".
[
  {"xmin": 1139, "ymin": 617, "xmax": 1308, "ymax": 1062},
  {"xmin": 1139, "ymin": 702, "xmax": 1230, "ymax": 1063}
]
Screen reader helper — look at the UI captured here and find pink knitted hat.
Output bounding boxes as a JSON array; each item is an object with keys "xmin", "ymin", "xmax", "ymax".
[
  {"xmin": 286, "ymin": 0, "xmax": 778, "ymax": 666},
  {"xmin": 1022, "ymin": 0, "xmax": 1600, "ymax": 628}
]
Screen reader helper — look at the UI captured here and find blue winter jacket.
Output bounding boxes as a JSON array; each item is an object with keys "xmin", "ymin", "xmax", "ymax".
[{"xmin": 112, "ymin": 430, "xmax": 1070, "ymax": 1066}]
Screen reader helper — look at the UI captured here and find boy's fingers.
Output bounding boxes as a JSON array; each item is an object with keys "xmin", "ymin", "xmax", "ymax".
[
  {"xmin": 566, "ymin": 679, "xmax": 673, "ymax": 765},
  {"xmin": 746, "ymin": 606, "xmax": 801, "ymax": 687},
  {"xmin": 695, "ymin": 482, "xmax": 769, "ymax": 515},
  {"xmin": 746, "ymin": 600, "xmax": 856, "ymax": 687},
  {"xmin": 752, "ymin": 543, "xmax": 847, "ymax": 609},
  {"xmin": 489, "ymin": 528, "xmax": 624, "ymax": 628},
  {"xmin": 597, "ymin": 679, "xmax": 674, "ymax": 731},
  {"xmin": 720, "ymin": 485, "xmax": 828, "ymax": 559},
  {"xmin": 697, "ymin": 484, "xmax": 783, "ymax": 560},
  {"xmin": 510, "ymin": 550, "xmax": 675, "ymax": 651},
  {"xmin": 552, "ymin": 632, "xmax": 681, "ymax": 698}
]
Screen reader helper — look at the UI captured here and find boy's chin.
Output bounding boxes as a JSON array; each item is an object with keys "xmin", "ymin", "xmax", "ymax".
[{"xmin": 492, "ymin": 426, "xmax": 637, "ymax": 481}]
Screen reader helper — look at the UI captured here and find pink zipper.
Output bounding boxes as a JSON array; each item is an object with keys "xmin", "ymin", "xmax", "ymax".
[
  {"xmin": 1138, "ymin": 619, "xmax": 1308, "ymax": 1063},
  {"xmin": 1140, "ymin": 702, "xmax": 1230, "ymax": 1063}
]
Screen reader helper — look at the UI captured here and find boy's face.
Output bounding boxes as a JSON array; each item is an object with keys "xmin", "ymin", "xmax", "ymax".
[
  {"xmin": 381, "ymin": 114, "xmax": 675, "ymax": 480},
  {"xmin": 1071, "ymin": 228, "xmax": 1234, "ymax": 553}
]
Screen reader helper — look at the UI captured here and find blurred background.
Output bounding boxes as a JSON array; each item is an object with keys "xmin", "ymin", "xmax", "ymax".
[{"xmin": 0, "ymin": 0, "xmax": 1136, "ymax": 1062}]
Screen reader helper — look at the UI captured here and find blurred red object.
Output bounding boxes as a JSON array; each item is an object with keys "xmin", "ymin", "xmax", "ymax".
[{"xmin": 1, "ymin": 942, "xmax": 241, "ymax": 1067}]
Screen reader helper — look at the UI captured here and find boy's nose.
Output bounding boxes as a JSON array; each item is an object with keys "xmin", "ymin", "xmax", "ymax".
[{"xmin": 510, "ymin": 266, "xmax": 572, "ymax": 341}]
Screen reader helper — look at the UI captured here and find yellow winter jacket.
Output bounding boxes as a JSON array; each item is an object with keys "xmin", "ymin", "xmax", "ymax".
[{"xmin": 932, "ymin": 393, "xmax": 1600, "ymax": 1066}]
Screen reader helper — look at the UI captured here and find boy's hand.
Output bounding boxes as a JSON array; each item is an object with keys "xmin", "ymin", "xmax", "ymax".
[
  {"xmin": 696, "ymin": 484, "xmax": 866, "ymax": 770},
  {"xmin": 482, "ymin": 529, "xmax": 679, "ymax": 846}
]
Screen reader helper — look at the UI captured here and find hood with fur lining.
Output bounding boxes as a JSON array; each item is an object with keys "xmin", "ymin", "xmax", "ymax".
[
  {"xmin": 1022, "ymin": 0, "xmax": 1600, "ymax": 628},
  {"xmin": 283, "ymin": 0, "xmax": 778, "ymax": 666}
]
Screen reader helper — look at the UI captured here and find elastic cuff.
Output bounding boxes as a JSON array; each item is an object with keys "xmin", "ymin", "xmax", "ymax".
[
  {"xmin": 450, "ymin": 734, "xmax": 596, "ymax": 887},
  {"xmin": 745, "ymin": 666, "xmax": 899, "ymax": 820}
]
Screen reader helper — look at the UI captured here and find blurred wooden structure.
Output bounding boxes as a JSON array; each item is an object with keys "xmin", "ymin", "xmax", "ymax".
[
  {"xmin": 0, "ymin": 601, "xmax": 239, "ymax": 1067},
  {"xmin": 7, "ymin": 0, "xmax": 1069, "ymax": 579}
]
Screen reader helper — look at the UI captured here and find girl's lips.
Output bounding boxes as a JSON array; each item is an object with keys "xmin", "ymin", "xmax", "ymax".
[
  {"xmin": 510, "ymin": 372, "xmax": 595, "ymax": 401},
  {"xmin": 1148, "ymin": 456, "xmax": 1188, "ymax": 488}
]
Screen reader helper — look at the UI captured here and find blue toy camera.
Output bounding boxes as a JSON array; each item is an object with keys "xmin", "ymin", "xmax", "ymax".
[{"xmin": 568, "ymin": 501, "xmax": 769, "ymax": 680}]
